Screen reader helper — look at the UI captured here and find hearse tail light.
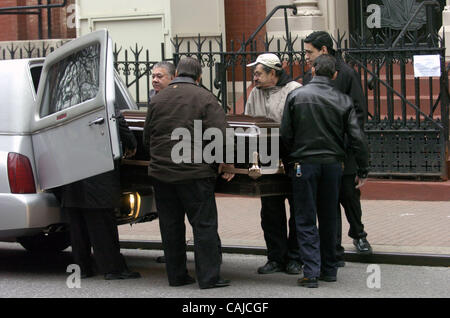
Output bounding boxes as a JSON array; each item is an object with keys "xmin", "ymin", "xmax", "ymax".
[
  {"xmin": 8, "ymin": 153, "xmax": 37, "ymax": 194},
  {"xmin": 120, "ymin": 192, "xmax": 141, "ymax": 219},
  {"xmin": 128, "ymin": 192, "xmax": 141, "ymax": 218}
]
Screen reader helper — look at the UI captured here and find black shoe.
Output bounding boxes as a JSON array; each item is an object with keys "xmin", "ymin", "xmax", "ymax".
[
  {"xmin": 81, "ymin": 269, "xmax": 95, "ymax": 279},
  {"xmin": 257, "ymin": 261, "xmax": 284, "ymax": 274},
  {"xmin": 104, "ymin": 270, "xmax": 141, "ymax": 280},
  {"xmin": 353, "ymin": 238, "xmax": 373, "ymax": 255},
  {"xmin": 319, "ymin": 274, "xmax": 337, "ymax": 282},
  {"xmin": 285, "ymin": 260, "xmax": 302, "ymax": 275},
  {"xmin": 170, "ymin": 275, "xmax": 196, "ymax": 287},
  {"xmin": 337, "ymin": 260, "xmax": 346, "ymax": 268},
  {"xmin": 156, "ymin": 255, "xmax": 166, "ymax": 263},
  {"xmin": 200, "ymin": 278, "xmax": 231, "ymax": 289},
  {"xmin": 297, "ymin": 277, "xmax": 318, "ymax": 288}
]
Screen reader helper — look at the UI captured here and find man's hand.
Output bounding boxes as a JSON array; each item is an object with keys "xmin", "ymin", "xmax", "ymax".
[
  {"xmin": 219, "ymin": 163, "xmax": 235, "ymax": 182},
  {"xmin": 123, "ymin": 148, "xmax": 137, "ymax": 159},
  {"xmin": 355, "ymin": 176, "xmax": 367, "ymax": 189}
]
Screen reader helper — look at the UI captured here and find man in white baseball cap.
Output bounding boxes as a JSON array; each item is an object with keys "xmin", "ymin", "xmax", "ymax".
[
  {"xmin": 247, "ymin": 53, "xmax": 283, "ymax": 71},
  {"xmin": 245, "ymin": 53, "xmax": 302, "ymax": 276}
]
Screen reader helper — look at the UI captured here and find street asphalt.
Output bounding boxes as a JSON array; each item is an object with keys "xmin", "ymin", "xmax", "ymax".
[{"xmin": 0, "ymin": 243, "xmax": 448, "ymax": 299}]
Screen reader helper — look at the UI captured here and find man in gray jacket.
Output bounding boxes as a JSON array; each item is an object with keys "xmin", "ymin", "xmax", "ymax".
[{"xmin": 245, "ymin": 53, "xmax": 303, "ymax": 275}]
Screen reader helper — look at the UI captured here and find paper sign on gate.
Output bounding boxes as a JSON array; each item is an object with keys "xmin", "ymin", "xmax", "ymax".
[{"xmin": 413, "ymin": 55, "xmax": 441, "ymax": 78}]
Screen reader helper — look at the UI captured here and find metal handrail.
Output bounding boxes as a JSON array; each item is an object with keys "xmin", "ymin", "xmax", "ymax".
[
  {"xmin": 0, "ymin": 0, "xmax": 67, "ymax": 11},
  {"xmin": 212, "ymin": 5, "xmax": 297, "ymax": 106},
  {"xmin": 0, "ymin": 0, "xmax": 68, "ymax": 39},
  {"xmin": 238, "ymin": 4, "xmax": 297, "ymax": 53}
]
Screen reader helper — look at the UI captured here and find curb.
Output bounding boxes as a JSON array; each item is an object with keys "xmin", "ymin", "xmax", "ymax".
[{"xmin": 120, "ymin": 240, "xmax": 450, "ymax": 268}]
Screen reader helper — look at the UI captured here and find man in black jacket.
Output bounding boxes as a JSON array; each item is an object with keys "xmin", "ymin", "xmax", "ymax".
[
  {"xmin": 303, "ymin": 31, "xmax": 372, "ymax": 263},
  {"xmin": 281, "ymin": 54, "xmax": 369, "ymax": 287},
  {"xmin": 143, "ymin": 57, "xmax": 234, "ymax": 289},
  {"xmin": 61, "ymin": 114, "xmax": 140, "ymax": 280}
]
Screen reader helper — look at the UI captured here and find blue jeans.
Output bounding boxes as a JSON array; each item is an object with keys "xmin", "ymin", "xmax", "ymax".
[{"xmin": 291, "ymin": 162, "xmax": 342, "ymax": 278}]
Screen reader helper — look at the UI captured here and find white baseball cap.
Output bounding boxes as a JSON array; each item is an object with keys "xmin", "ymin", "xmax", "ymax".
[{"xmin": 247, "ymin": 53, "xmax": 283, "ymax": 71}]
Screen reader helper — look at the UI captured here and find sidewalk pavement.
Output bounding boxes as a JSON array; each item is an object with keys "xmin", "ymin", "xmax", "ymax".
[{"xmin": 119, "ymin": 195, "xmax": 450, "ymax": 256}]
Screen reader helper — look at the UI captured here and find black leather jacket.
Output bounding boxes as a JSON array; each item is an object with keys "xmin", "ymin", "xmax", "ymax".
[
  {"xmin": 303, "ymin": 58, "xmax": 367, "ymax": 175},
  {"xmin": 280, "ymin": 76, "xmax": 369, "ymax": 178}
]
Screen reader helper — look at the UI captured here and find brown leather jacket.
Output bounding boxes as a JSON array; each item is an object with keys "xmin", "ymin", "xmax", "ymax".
[{"xmin": 143, "ymin": 77, "xmax": 228, "ymax": 183}]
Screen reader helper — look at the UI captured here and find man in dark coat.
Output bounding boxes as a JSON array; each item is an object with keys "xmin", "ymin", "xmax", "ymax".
[
  {"xmin": 60, "ymin": 114, "xmax": 140, "ymax": 280},
  {"xmin": 148, "ymin": 61, "xmax": 176, "ymax": 105},
  {"xmin": 303, "ymin": 31, "xmax": 372, "ymax": 264},
  {"xmin": 147, "ymin": 61, "xmax": 175, "ymax": 265},
  {"xmin": 143, "ymin": 57, "xmax": 234, "ymax": 289}
]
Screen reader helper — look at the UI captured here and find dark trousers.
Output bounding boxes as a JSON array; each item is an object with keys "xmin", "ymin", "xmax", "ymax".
[
  {"xmin": 260, "ymin": 195, "xmax": 301, "ymax": 264},
  {"xmin": 153, "ymin": 178, "xmax": 222, "ymax": 289},
  {"xmin": 291, "ymin": 163, "xmax": 342, "ymax": 278},
  {"xmin": 66, "ymin": 207, "xmax": 126, "ymax": 274},
  {"xmin": 336, "ymin": 174, "xmax": 368, "ymax": 260}
]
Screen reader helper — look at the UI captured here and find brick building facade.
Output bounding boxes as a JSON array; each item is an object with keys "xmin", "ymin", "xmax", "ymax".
[
  {"xmin": 1, "ymin": 0, "xmax": 266, "ymax": 47},
  {"xmin": 0, "ymin": 0, "xmax": 76, "ymax": 41},
  {"xmin": 224, "ymin": 0, "xmax": 266, "ymax": 50}
]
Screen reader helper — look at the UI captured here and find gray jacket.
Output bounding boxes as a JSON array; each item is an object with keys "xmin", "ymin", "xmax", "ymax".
[{"xmin": 245, "ymin": 73, "xmax": 301, "ymax": 123}]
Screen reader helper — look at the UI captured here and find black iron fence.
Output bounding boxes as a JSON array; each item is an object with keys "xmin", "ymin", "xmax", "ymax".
[
  {"xmin": 172, "ymin": 33, "xmax": 306, "ymax": 114},
  {"xmin": 112, "ymin": 43, "xmax": 168, "ymax": 106},
  {"xmin": 0, "ymin": 40, "xmax": 67, "ymax": 60}
]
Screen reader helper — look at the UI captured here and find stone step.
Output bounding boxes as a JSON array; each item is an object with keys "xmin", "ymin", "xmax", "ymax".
[{"xmin": 361, "ymin": 178, "xmax": 450, "ymax": 201}]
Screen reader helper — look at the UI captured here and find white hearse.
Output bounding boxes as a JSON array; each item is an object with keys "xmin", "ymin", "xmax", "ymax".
[{"xmin": 0, "ymin": 30, "xmax": 157, "ymax": 252}]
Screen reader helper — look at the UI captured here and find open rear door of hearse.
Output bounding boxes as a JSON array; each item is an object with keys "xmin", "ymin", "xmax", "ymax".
[{"xmin": 31, "ymin": 29, "xmax": 121, "ymax": 190}]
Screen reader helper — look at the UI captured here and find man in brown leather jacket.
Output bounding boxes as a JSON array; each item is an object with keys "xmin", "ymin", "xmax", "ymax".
[{"xmin": 143, "ymin": 57, "xmax": 234, "ymax": 289}]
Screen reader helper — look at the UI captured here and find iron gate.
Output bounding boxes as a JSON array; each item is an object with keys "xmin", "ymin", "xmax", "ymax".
[{"xmin": 339, "ymin": 1, "xmax": 449, "ymax": 179}]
